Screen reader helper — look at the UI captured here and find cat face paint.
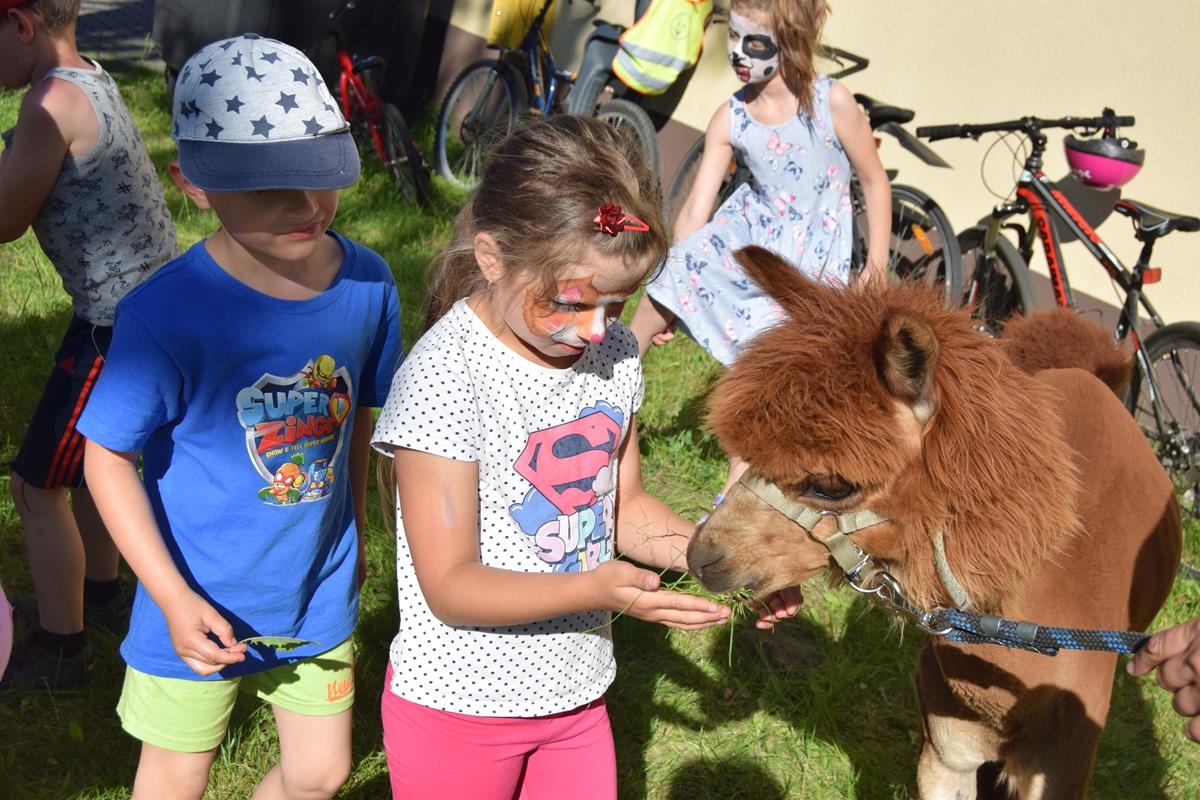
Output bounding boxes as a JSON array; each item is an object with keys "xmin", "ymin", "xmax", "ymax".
[
  {"xmin": 727, "ymin": 10, "xmax": 780, "ymax": 84},
  {"xmin": 486, "ymin": 247, "xmax": 643, "ymax": 369}
]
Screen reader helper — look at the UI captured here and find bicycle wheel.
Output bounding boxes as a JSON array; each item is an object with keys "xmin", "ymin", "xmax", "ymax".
[
  {"xmin": 1126, "ymin": 321, "xmax": 1200, "ymax": 572},
  {"xmin": 852, "ymin": 183, "xmax": 962, "ymax": 303},
  {"xmin": 567, "ymin": 68, "xmax": 609, "ymax": 116},
  {"xmin": 435, "ymin": 59, "xmax": 526, "ymax": 189},
  {"xmin": 956, "ymin": 226, "xmax": 1035, "ymax": 335},
  {"xmin": 378, "ymin": 103, "xmax": 429, "ymax": 205},
  {"xmin": 595, "ymin": 98, "xmax": 660, "ymax": 178},
  {"xmin": 663, "ymin": 134, "xmax": 749, "ymax": 237}
]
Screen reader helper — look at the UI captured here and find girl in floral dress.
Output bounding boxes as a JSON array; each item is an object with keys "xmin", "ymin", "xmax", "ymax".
[
  {"xmin": 630, "ymin": 0, "xmax": 890, "ymax": 365},
  {"xmin": 629, "ymin": 0, "xmax": 891, "ymax": 503}
]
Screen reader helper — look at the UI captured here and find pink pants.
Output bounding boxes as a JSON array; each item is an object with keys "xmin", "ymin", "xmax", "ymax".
[{"xmin": 381, "ymin": 668, "xmax": 616, "ymax": 800}]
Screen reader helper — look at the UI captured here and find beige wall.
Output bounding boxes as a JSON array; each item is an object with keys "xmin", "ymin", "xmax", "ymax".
[{"xmin": 436, "ymin": 1, "xmax": 1200, "ymax": 323}]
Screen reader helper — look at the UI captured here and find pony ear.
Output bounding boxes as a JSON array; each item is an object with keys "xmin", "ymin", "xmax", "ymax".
[
  {"xmin": 733, "ymin": 246, "xmax": 833, "ymax": 318},
  {"xmin": 876, "ymin": 310, "xmax": 940, "ymax": 418}
]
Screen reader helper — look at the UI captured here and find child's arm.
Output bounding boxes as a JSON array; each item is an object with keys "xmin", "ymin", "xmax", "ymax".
[
  {"xmin": 672, "ymin": 102, "xmax": 735, "ymax": 242},
  {"xmin": 0, "ymin": 81, "xmax": 93, "ymax": 243},
  {"xmin": 348, "ymin": 406, "xmax": 373, "ymax": 588},
  {"xmin": 84, "ymin": 440, "xmax": 247, "ymax": 675},
  {"xmin": 612, "ymin": 418, "xmax": 694, "ymax": 570},
  {"xmin": 829, "ymin": 81, "xmax": 891, "ymax": 287},
  {"xmin": 393, "ymin": 449, "xmax": 731, "ymax": 630}
]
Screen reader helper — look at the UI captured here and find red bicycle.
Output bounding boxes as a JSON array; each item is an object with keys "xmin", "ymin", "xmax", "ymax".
[
  {"xmin": 918, "ymin": 110, "xmax": 1200, "ymax": 569},
  {"xmin": 322, "ymin": 0, "xmax": 429, "ymax": 204}
]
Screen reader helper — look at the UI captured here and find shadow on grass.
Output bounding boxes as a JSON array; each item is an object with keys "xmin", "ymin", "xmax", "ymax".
[{"xmin": 610, "ymin": 585, "xmax": 1173, "ymax": 800}]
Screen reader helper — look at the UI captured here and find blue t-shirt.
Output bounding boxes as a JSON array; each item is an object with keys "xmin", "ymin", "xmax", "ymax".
[{"xmin": 78, "ymin": 232, "xmax": 402, "ymax": 679}]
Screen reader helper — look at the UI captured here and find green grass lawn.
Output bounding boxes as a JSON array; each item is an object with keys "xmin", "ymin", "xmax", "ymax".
[{"xmin": 2, "ymin": 64, "xmax": 1200, "ymax": 799}]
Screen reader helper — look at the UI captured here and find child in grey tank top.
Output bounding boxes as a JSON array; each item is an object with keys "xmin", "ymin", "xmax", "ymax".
[{"xmin": 0, "ymin": 0, "xmax": 175, "ymax": 691}]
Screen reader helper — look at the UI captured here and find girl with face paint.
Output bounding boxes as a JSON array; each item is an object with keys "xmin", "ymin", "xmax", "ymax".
[
  {"xmin": 371, "ymin": 116, "xmax": 802, "ymax": 800},
  {"xmin": 629, "ymin": 0, "xmax": 891, "ymax": 502}
]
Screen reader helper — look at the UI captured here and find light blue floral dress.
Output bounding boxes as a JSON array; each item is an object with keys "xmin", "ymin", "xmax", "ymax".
[{"xmin": 647, "ymin": 76, "xmax": 853, "ymax": 365}]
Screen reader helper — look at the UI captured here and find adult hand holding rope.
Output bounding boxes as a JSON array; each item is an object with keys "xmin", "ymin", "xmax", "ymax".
[{"xmin": 1128, "ymin": 617, "xmax": 1200, "ymax": 742}]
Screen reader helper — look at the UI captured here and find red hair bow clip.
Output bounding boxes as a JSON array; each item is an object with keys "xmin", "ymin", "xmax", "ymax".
[{"xmin": 594, "ymin": 203, "xmax": 649, "ymax": 236}]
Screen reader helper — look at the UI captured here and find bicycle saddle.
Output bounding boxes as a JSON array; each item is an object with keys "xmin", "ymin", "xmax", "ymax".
[
  {"xmin": 1114, "ymin": 199, "xmax": 1200, "ymax": 238},
  {"xmin": 351, "ymin": 54, "xmax": 385, "ymax": 74},
  {"xmin": 854, "ymin": 94, "xmax": 915, "ymax": 129}
]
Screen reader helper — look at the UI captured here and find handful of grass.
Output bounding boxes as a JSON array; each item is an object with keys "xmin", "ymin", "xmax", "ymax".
[{"xmin": 662, "ymin": 572, "xmax": 763, "ymax": 666}]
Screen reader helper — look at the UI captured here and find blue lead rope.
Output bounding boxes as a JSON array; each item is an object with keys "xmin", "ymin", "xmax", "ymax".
[{"xmin": 934, "ymin": 609, "xmax": 1151, "ymax": 657}]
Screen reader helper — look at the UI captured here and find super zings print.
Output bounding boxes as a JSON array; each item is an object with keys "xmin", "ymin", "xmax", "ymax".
[
  {"xmin": 236, "ymin": 354, "xmax": 353, "ymax": 506},
  {"xmin": 509, "ymin": 402, "xmax": 625, "ymax": 572}
]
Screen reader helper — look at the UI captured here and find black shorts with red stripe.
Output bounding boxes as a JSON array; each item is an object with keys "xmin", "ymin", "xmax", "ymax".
[{"xmin": 10, "ymin": 315, "xmax": 113, "ymax": 490}]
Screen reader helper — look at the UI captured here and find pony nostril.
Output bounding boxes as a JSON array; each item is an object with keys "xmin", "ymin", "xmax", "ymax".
[{"xmin": 686, "ymin": 541, "xmax": 726, "ymax": 576}]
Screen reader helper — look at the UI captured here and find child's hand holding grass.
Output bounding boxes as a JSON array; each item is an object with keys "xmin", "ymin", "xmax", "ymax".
[{"xmin": 590, "ymin": 560, "xmax": 732, "ymax": 630}]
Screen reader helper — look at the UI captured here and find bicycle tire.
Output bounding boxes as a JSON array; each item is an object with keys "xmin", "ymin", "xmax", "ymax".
[
  {"xmin": 1125, "ymin": 321, "xmax": 1200, "ymax": 574},
  {"xmin": 852, "ymin": 183, "xmax": 962, "ymax": 303},
  {"xmin": 435, "ymin": 59, "xmax": 526, "ymax": 189},
  {"xmin": 956, "ymin": 226, "xmax": 1035, "ymax": 335},
  {"xmin": 663, "ymin": 134, "xmax": 749, "ymax": 237},
  {"xmin": 594, "ymin": 98, "xmax": 660, "ymax": 178},
  {"xmin": 379, "ymin": 102, "xmax": 430, "ymax": 205},
  {"xmin": 568, "ymin": 67, "xmax": 610, "ymax": 116}
]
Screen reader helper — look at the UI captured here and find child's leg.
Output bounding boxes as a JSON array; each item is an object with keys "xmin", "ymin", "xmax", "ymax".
[
  {"xmin": 72, "ymin": 487, "xmax": 121, "ymax": 584},
  {"xmin": 117, "ymin": 665, "xmax": 241, "ymax": 799},
  {"xmin": 382, "ymin": 688, "xmax": 530, "ymax": 799},
  {"xmin": 629, "ymin": 294, "xmax": 676, "ymax": 356},
  {"xmin": 248, "ymin": 637, "xmax": 357, "ymax": 800},
  {"xmin": 516, "ymin": 699, "xmax": 616, "ymax": 800},
  {"xmin": 10, "ymin": 476, "xmax": 84, "ymax": 634},
  {"xmin": 253, "ymin": 706, "xmax": 352, "ymax": 800},
  {"xmin": 131, "ymin": 743, "xmax": 219, "ymax": 800}
]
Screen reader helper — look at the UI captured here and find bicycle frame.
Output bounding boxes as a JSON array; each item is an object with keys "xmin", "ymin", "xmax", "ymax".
[
  {"xmin": 337, "ymin": 52, "xmax": 388, "ymax": 161},
  {"xmin": 321, "ymin": 1, "xmax": 389, "ymax": 163},
  {"xmin": 981, "ymin": 139, "xmax": 1177, "ymax": 431},
  {"xmin": 984, "ymin": 164, "xmax": 1166, "ymax": 341},
  {"xmin": 507, "ymin": 0, "xmax": 573, "ymax": 114}
]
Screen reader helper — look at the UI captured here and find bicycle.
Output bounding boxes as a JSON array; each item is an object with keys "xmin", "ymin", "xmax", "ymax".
[
  {"xmin": 663, "ymin": 48, "xmax": 962, "ymax": 302},
  {"xmin": 916, "ymin": 110, "xmax": 1200, "ymax": 544},
  {"xmin": 435, "ymin": 0, "xmax": 660, "ymax": 190},
  {"xmin": 319, "ymin": 0, "xmax": 429, "ymax": 204}
]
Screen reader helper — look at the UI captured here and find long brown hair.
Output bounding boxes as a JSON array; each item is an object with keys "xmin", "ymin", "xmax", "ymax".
[
  {"xmin": 733, "ymin": 0, "xmax": 830, "ymax": 114},
  {"xmin": 422, "ymin": 114, "xmax": 667, "ymax": 333}
]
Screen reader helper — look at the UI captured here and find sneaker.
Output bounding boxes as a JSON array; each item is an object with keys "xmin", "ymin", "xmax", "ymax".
[
  {"xmin": 0, "ymin": 633, "xmax": 95, "ymax": 690},
  {"xmin": 11, "ymin": 589, "xmax": 129, "ymax": 632}
]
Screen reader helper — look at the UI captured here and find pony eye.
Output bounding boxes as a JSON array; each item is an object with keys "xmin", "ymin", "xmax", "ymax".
[{"xmin": 798, "ymin": 475, "xmax": 859, "ymax": 502}]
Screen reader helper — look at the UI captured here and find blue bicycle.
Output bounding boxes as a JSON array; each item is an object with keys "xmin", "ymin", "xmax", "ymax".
[{"xmin": 435, "ymin": 0, "xmax": 659, "ymax": 189}]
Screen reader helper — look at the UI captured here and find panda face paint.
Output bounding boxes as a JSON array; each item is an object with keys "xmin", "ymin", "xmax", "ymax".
[{"xmin": 727, "ymin": 10, "xmax": 780, "ymax": 84}]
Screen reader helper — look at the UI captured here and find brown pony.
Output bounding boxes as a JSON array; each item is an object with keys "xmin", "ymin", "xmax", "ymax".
[{"xmin": 686, "ymin": 246, "xmax": 1181, "ymax": 799}]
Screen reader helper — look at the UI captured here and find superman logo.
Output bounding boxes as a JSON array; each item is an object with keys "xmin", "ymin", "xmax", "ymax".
[{"xmin": 514, "ymin": 410, "xmax": 622, "ymax": 515}]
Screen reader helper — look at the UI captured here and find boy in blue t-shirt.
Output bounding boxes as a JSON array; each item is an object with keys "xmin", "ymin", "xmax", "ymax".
[{"xmin": 77, "ymin": 35, "xmax": 401, "ymax": 800}]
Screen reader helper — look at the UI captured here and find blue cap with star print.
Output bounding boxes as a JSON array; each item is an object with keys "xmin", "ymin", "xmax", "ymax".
[{"xmin": 172, "ymin": 34, "xmax": 360, "ymax": 191}]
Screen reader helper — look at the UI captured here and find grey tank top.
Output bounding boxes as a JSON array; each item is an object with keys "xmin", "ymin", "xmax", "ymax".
[{"xmin": 2, "ymin": 60, "xmax": 176, "ymax": 325}]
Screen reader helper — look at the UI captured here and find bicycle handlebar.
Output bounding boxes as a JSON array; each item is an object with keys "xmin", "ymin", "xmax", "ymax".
[
  {"xmin": 822, "ymin": 47, "xmax": 869, "ymax": 79},
  {"xmin": 916, "ymin": 112, "xmax": 1135, "ymax": 142}
]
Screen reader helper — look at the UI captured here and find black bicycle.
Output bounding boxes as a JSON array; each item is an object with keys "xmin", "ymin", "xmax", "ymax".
[
  {"xmin": 663, "ymin": 48, "xmax": 961, "ymax": 301},
  {"xmin": 917, "ymin": 111, "xmax": 1200, "ymax": 554},
  {"xmin": 435, "ymin": 0, "xmax": 659, "ymax": 189}
]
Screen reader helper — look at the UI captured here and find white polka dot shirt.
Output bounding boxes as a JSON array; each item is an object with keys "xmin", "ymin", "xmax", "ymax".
[{"xmin": 371, "ymin": 299, "xmax": 644, "ymax": 716}]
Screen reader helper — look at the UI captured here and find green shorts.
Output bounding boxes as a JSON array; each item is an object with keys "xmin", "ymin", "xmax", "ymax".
[{"xmin": 117, "ymin": 637, "xmax": 356, "ymax": 753}]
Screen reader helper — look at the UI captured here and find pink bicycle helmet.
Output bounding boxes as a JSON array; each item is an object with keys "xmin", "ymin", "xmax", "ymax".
[{"xmin": 1064, "ymin": 134, "xmax": 1144, "ymax": 189}]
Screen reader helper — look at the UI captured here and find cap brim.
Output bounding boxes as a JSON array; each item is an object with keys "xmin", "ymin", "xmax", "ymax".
[{"xmin": 178, "ymin": 130, "xmax": 360, "ymax": 191}]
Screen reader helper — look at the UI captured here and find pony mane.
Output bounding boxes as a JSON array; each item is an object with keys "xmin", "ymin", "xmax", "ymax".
[{"xmin": 708, "ymin": 249, "xmax": 1082, "ymax": 612}]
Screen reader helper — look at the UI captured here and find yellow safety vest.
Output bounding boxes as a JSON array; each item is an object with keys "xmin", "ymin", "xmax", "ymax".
[{"xmin": 612, "ymin": 0, "xmax": 712, "ymax": 95}]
